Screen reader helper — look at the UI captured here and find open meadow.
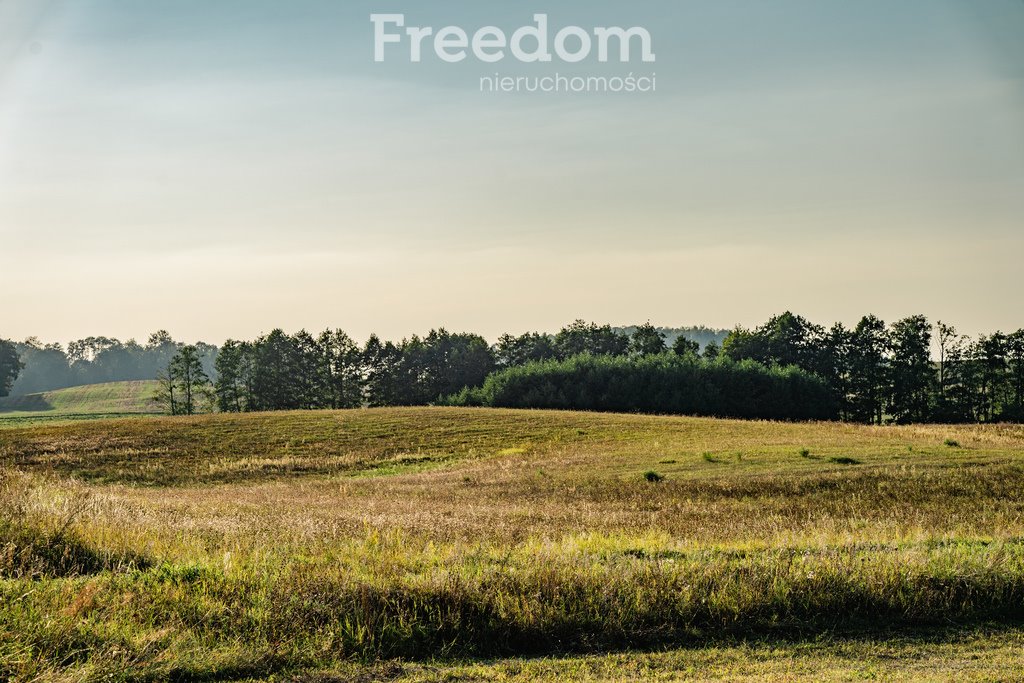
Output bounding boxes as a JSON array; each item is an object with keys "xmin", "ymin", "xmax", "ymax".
[
  {"xmin": 2, "ymin": 407, "xmax": 1024, "ymax": 681},
  {"xmin": 0, "ymin": 381, "xmax": 161, "ymax": 427}
]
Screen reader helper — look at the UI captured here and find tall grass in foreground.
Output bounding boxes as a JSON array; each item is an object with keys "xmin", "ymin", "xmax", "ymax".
[{"xmin": 4, "ymin": 524, "xmax": 1024, "ymax": 680}]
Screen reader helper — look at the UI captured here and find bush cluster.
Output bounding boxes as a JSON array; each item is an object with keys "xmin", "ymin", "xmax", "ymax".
[{"xmin": 446, "ymin": 353, "xmax": 836, "ymax": 421}]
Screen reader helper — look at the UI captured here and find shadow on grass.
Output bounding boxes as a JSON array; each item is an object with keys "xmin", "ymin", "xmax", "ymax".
[
  {"xmin": 0, "ymin": 394, "xmax": 54, "ymax": 414},
  {"xmin": 0, "ymin": 520, "xmax": 151, "ymax": 579},
  {"xmin": 277, "ymin": 621, "xmax": 1024, "ymax": 683}
]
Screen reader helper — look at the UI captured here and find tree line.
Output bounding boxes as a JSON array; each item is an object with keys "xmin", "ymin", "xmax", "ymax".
[
  {"xmin": 4, "ymin": 314, "xmax": 1023, "ymax": 424},
  {"xmin": 715, "ymin": 312, "xmax": 1024, "ymax": 424},
  {"xmin": 444, "ymin": 313, "xmax": 1024, "ymax": 423},
  {"xmin": 0, "ymin": 339, "xmax": 20, "ymax": 398},
  {"xmin": 203, "ymin": 315, "xmax": 1024, "ymax": 423},
  {"xmin": 147, "ymin": 321, "xmax": 708, "ymax": 415},
  {"xmin": 0, "ymin": 325, "xmax": 725, "ymax": 400},
  {"xmin": 0, "ymin": 332, "xmax": 216, "ymax": 397},
  {"xmin": 210, "ymin": 323, "xmax": 628, "ymax": 414}
]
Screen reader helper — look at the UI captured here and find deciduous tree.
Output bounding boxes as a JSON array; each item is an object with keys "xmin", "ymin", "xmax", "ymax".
[{"xmin": 0, "ymin": 339, "xmax": 23, "ymax": 398}]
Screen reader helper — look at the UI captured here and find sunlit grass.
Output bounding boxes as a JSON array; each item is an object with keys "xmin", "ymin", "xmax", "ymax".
[
  {"xmin": 2, "ymin": 407, "xmax": 1024, "ymax": 680},
  {"xmin": 0, "ymin": 380, "xmax": 161, "ymax": 427}
]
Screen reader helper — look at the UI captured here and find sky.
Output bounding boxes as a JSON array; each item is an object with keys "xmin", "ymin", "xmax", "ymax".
[{"xmin": 1, "ymin": 0, "xmax": 1022, "ymax": 345}]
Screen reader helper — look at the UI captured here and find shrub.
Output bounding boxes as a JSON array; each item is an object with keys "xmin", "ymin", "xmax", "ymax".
[{"xmin": 445, "ymin": 353, "xmax": 838, "ymax": 421}]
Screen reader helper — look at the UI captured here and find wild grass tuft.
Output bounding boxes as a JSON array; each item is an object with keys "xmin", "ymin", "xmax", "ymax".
[{"xmin": 0, "ymin": 473, "xmax": 148, "ymax": 579}]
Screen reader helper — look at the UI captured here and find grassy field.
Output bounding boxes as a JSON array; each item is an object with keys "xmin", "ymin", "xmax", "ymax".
[
  {"xmin": 1, "ymin": 407, "xmax": 1023, "ymax": 681},
  {"xmin": 0, "ymin": 381, "xmax": 162, "ymax": 426}
]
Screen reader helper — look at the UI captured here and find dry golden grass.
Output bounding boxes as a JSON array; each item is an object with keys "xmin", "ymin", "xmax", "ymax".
[
  {"xmin": 6, "ymin": 407, "xmax": 1012, "ymax": 549},
  {"xmin": 2, "ymin": 408, "xmax": 1024, "ymax": 681}
]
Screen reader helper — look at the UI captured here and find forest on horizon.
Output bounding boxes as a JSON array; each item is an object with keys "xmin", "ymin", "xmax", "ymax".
[
  {"xmin": 0, "ymin": 326, "xmax": 727, "ymax": 397},
  {"xmin": 1, "ymin": 314, "xmax": 1022, "ymax": 425}
]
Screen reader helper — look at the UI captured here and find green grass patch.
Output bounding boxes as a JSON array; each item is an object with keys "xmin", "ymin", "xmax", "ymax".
[{"xmin": 0, "ymin": 381, "xmax": 162, "ymax": 427}]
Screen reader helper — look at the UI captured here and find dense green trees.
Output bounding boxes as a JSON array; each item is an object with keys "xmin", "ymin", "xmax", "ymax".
[
  {"xmin": 629, "ymin": 323, "xmax": 667, "ymax": 357},
  {"xmin": 0, "ymin": 339, "xmax": 22, "ymax": 398},
  {"xmin": 7, "ymin": 313, "xmax": 1024, "ymax": 424},
  {"xmin": 249, "ymin": 329, "xmax": 304, "ymax": 411},
  {"xmin": 554, "ymin": 320, "xmax": 630, "ymax": 359},
  {"xmin": 14, "ymin": 341, "xmax": 73, "ymax": 395},
  {"xmin": 1008, "ymin": 331, "xmax": 1024, "ymax": 422},
  {"xmin": 361, "ymin": 330, "xmax": 494, "ymax": 406},
  {"xmin": 888, "ymin": 315, "xmax": 933, "ymax": 424},
  {"xmin": 722, "ymin": 312, "xmax": 825, "ymax": 372},
  {"xmin": 317, "ymin": 330, "xmax": 364, "ymax": 410},
  {"xmin": 672, "ymin": 335, "xmax": 701, "ymax": 357},
  {"xmin": 213, "ymin": 329, "xmax": 365, "ymax": 412},
  {"xmin": 213, "ymin": 328, "xmax": 493, "ymax": 413},
  {"xmin": 448, "ymin": 310, "xmax": 1024, "ymax": 424},
  {"xmin": 494, "ymin": 332, "xmax": 558, "ymax": 368},
  {"xmin": 213, "ymin": 340, "xmax": 253, "ymax": 413},
  {"xmin": 208, "ymin": 322, "xmax": 636, "ymax": 414},
  {"xmin": 720, "ymin": 312, "xmax": 1024, "ymax": 424},
  {"xmin": 362, "ymin": 334, "xmax": 405, "ymax": 407},
  {"xmin": 7, "ymin": 332, "xmax": 215, "ymax": 395},
  {"xmin": 446, "ymin": 353, "xmax": 836, "ymax": 421},
  {"xmin": 845, "ymin": 316, "xmax": 889, "ymax": 424}
]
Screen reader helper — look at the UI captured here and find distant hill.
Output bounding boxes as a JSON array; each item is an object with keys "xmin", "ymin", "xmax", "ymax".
[{"xmin": 0, "ymin": 380, "xmax": 161, "ymax": 425}]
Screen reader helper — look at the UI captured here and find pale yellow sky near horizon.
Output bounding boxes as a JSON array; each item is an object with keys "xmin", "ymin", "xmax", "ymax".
[{"xmin": 1, "ymin": 1, "xmax": 1022, "ymax": 345}]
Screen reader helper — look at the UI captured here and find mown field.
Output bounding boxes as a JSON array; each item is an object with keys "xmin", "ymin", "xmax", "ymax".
[
  {"xmin": 1, "ymin": 407, "xmax": 1023, "ymax": 681},
  {"xmin": 0, "ymin": 381, "xmax": 161, "ymax": 427}
]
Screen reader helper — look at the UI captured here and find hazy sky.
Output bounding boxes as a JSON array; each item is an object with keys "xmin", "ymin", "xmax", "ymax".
[{"xmin": 1, "ymin": 0, "xmax": 1022, "ymax": 344}]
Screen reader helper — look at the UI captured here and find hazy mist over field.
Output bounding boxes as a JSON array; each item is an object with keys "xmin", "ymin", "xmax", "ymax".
[{"xmin": 1, "ymin": 0, "xmax": 1022, "ymax": 343}]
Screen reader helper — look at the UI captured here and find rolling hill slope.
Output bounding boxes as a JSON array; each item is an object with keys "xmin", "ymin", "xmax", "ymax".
[{"xmin": 0, "ymin": 380, "xmax": 161, "ymax": 424}]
